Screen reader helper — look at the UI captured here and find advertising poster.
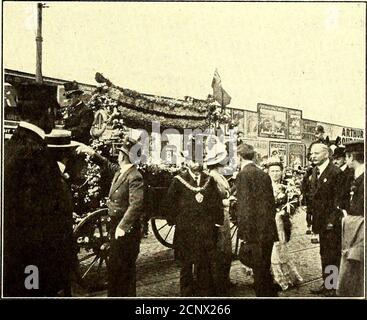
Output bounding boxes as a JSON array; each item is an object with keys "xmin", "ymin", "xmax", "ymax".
[
  {"xmin": 243, "ymin": 110, "xmax": 259, "ymax": 138},
  {"xmin": 243, "ymin": 139, "xmax": 269, "ymax": 159},
  {"xmin": 302, "ymin": 119, "xmax": 317, "ymax": 145},
  {"xmin": 288, "ymin": 143, "xmax": 305, "ymax": 169},
  {"xmin": 232, "ymin": 109, "xmax": 245, "ymax": 133},
  {"xmin": 269, "ymin": 141, "xmax": 288, "ymax": 166},
  {"xmin": 288, "ymin": 109, "xmax": 302, "ymax": 140},
  {"xmin": 258, "ymin": 103, "xmax": 287, "ymax": 139}
]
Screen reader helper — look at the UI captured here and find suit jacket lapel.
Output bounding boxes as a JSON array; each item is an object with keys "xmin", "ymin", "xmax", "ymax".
[
  {"xmin": 109, "ymin": 166, "xmax": 134, "ymax": 195},
  {"xmin": 316, "ymin": 162, "xmax": 332, "ymax": 190}
]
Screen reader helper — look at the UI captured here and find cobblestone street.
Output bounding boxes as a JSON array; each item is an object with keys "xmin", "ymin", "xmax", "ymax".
[{"xmin": 76, "ymin": 207, "xmax": 328, "ymax": 298}]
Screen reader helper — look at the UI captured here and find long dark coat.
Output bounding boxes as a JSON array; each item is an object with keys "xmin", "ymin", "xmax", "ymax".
[
  {"xmin": 307, "ymin": 162, "xmax": 343, "ymax": 234},
  {"xmin": 163, "ymin": 171, "xmax": 223, "ymax": 264},
  {"xmin": 338, "ymin": 167, "xmax": 355, "ymax": 211},
  {"xmin": 235, "ymin": 163, "xmax": 278, "ymax": 245},
  {"xmin": 64, "ymin": 101, "xmax": 94, "ymax": 144},
  {"xmin": 4, "ymin": 126, "xmax": 73, "ymax": 297}
]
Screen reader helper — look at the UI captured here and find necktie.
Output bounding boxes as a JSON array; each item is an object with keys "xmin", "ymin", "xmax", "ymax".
[
  {"xmin": 310, "ymin": 166, "xmax": 319, "ymax": 193},
  {"xmin": 315, "ymin": 166, "xmax": 320, "ymax": 179}
]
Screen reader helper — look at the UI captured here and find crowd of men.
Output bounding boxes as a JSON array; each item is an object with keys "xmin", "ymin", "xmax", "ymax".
[{"xmin": 3, "ymin": 83, "xmax": 364, "ymax": 298}]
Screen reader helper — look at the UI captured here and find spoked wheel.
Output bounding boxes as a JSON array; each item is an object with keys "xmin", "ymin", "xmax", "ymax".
[
  {"xmin": 230, "ymin": 221, "xmax": 240, "ymax": 259},
  {"xmin": 73, "ymin": 208, "xmax": 110, "ymax": 290},
  {"xmin": 151, "ymin": 218, "xmax": 175, "ymax": 248}
]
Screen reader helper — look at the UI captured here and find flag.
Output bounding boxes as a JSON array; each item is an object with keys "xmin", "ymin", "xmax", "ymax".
[{"xmin": 211, "ymin": 69, "xmax": 231, "ymax": 106}]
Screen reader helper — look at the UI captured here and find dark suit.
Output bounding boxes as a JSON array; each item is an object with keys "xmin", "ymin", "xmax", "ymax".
[
  {"xmin": 235, "ymin": 163, "xmax": 278, "ymax": 297},
  {"xmin": 93, "ymin": 153, "xmax": 144, "ymax": 296},
  {"xmin": 307, "ymin": 161, "xmax": 343, "ymax": 281},
  {"xmin": 64, "ymin": 101, "xmax": 94, "ymax": 144},
  {"xmin": 349, "ymin": 173, "xmax": 364, "ymax": 217},
  {"xmin": 163, "ymin": 171, "xmax": 223, "ymax": 296},
  {"xmin": 4, "ymin": 126, "xmax": 73, "ymax": 296},
  {"xmin": 338, "ymin": 166, "xmax": 354, "ymax": 211}
]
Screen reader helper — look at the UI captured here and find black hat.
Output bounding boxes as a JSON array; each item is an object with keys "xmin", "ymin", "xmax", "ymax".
[
  {"xmin": 13, "ymin": 83, "xmax": 57, "ymax": 119},
  {"xmin": 14, "ymin": 83, "xmax": 54, "ymax": 103},
  {"xmin": 315, "ymin": 125, "xmax": 325, "ymax": 134},
  {"xmin": 64, "ymin": 81, "xmax": 83, "ymax": 98},
  {"xmin": 332, "ymin": 146, "xmax": 346, "ymax": 159},
  {"xmin": 345, "ymin": 141, "xmax": 364, "ymax": 154}
]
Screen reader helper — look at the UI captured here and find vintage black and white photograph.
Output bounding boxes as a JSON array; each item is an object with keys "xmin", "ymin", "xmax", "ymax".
[{"xmin": 1, "ymin": 1, "xmax": 365, "ymax": 301}]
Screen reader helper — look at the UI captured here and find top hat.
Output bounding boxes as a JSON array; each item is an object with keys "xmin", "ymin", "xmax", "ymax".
[
  {"xmin": 63, "ymin": 81, "xmax": 83, "ymax": 98},
  {"xmin": 332, "ymin": 146, "xmax": 346, "ymax": 159},
  {"xmin": 14, "ymin": 83, "xmax": 55, "ymax": 103},
  {"xmin": 13, "ymin": 83, "xmax": 58, "ymax": 118},
  {"xmin": 345, "ymin": 141, "xmax": 364, "ymax": 154},
  {"xmin": 46, "ymin": 129, "xmax": 80, "ymax": 148}
]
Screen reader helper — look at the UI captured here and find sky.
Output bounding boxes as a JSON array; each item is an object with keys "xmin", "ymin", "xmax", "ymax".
[{"xmin": 3, "ymin": 1, "xmax": 366, "ymax": 128}]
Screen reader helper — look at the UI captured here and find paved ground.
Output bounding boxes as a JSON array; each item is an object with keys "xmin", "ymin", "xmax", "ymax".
[{"xmin": 76, "ymin": 207, "xmax": 327, "ymax": 298}]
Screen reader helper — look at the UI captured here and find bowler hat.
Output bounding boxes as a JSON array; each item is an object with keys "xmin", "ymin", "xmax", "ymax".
[
  {"xmin": 345, "ymin": 141, "xmax": 364, "ymax": 154},
  {"xmin": 64, "ymin": 81, "xmax": 83, "ymax": 98},
  {"xmin": 332, "ymin": 146, "xmax": 346, "ymax": 159}
]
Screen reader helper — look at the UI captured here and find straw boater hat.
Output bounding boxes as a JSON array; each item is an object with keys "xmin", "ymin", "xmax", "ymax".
[{"xmin": 45, "ymin": 129, "xmax": 80, "ymax": 148}]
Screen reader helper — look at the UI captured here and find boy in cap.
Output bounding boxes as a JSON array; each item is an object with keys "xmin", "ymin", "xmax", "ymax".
[
  {"xmin": 333, "ymin": 146, "xmax": 354, "ymax": 212},
  {"xmin": 336, "ymin": 141, "xmax": 364, "ymax": 297}
]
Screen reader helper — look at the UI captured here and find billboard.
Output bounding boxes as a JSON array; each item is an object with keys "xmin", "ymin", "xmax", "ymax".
[
  {"xmin": 288, "ymin": 109, "xmax": 302, "ymax": 140},
  {"xmin": 231, "ymin": 109, "xmax": 245, "ymax": 133},
  {"xmin": 243, "ymin": 139, "xmax": 269, "ymax": 159},
  {"xmin": 269, "ymin": 141, "xmax": 288, "ymax": 166},
  {"xmin": 302, "ymin": 119, "xmax": 317, "ymax": 145},
  {"xmin": 288, "ymin": 143, "xmax": 305, "ymax": 169},
  {"xmin": 258, "ymin": 103, "xmax": 287, "ymax": 139},
  {"xmin": 243, "ymin": 110, "xmax": 258, "ymax": 138}
]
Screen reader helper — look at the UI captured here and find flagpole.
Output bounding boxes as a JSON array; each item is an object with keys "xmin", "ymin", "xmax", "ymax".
[{"xmin": 221, "ymin": 88, "xmax": 224, "ymax": 112}]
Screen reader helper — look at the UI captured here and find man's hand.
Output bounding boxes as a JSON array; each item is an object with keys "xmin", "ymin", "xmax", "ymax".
[
  {"xmin": 115, "ymin": 227, "xmax": 125, "ymax": 239},
  {"xmin": 76, "ymin": 144, "xmax": 95, "ymax": 156}
]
